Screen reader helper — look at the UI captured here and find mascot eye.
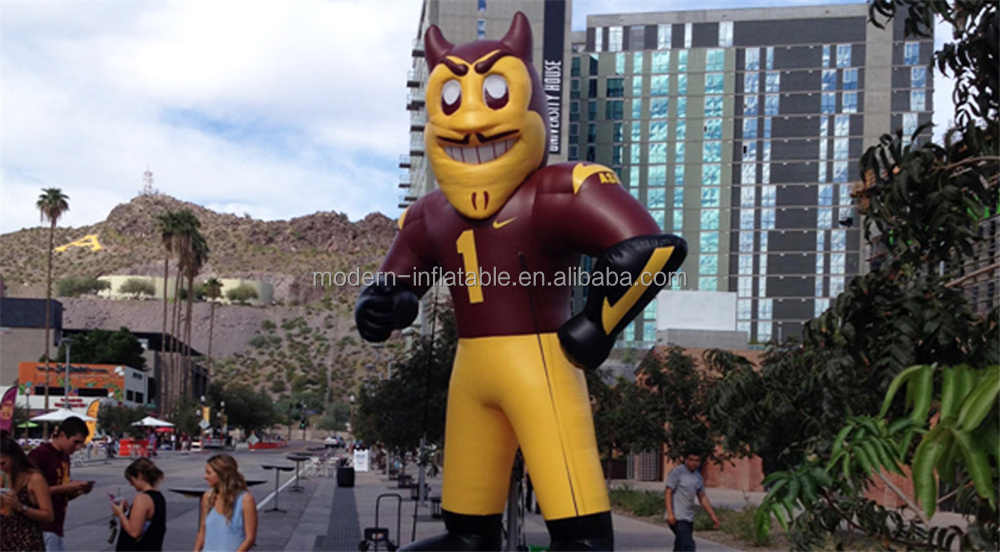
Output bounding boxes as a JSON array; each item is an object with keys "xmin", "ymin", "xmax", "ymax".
[
  {"xmin": 483, "ymin": 74, "xmax": 509, "ymax": 110},
  {"xmin": 441, "ymin": 79, "xmax": 462, "ymax": 115}
]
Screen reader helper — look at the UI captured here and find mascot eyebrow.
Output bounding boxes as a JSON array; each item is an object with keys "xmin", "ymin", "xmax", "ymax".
[{"xmin": 439, "ymin": 52, "xmax": 511, "ymax": 76}]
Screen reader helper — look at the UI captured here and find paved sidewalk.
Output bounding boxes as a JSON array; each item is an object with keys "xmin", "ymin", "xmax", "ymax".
[{"xmin": 306, "ymin": 465, "xmax": 742, "ymax": 551}]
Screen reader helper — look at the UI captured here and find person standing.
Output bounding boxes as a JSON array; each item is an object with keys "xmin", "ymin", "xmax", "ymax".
[
  {"xmin": 28, "ymin": 416, "xmax": 94, "ymax": 552},
  {"xmin": 1, "ymin": 436, "xmax": 55, "ymax": 551},
  {"xmin": 194, "ymin": 454, "xmax": 257, "ymax": 552},
  {"xmin": 112, "ymin": 458, "xmax": 167, "ymax": 551},
  {"xmin": 665, "ymin": 452, "xmax": 719, "ymax": 552}
]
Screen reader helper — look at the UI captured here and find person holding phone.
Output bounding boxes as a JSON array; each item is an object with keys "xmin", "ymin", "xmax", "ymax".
[
  {"xmin": 194, "ymin": 454, "xmax": 256, "ymax": 552},
  {"xmin": 111, "ymin": 458, "xmax": 166, "ymax": 551},
  {"xmin": 28, "ymin": 416, "xmax": 94, "ymax": 552},
  {"xmin": 1, "ymin": 435, "xmax": 55, "ymax": 551}
]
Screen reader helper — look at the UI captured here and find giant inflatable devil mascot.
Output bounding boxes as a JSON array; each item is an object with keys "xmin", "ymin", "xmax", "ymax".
[{"xmin": 356, "ymin": 12, "xmax": 687, "ymax": 551}]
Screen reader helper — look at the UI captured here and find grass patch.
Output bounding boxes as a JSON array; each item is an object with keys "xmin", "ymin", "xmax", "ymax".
[
  {"xmin": 609, "ymin": 484, "xmax": 664, "ymax": 517},
  {"xmin": 695, "ymin": 504, "xmax": 771, "ymax": 547}
]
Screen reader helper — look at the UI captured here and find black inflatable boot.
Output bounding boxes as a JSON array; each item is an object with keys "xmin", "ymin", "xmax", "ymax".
[
  {"xmin": 546, "ymin": 511, "xmax": 614, "ymax": 551},
  {"xmin": 400, "ymin": 511, "xmax": 502, "ymax": 551}
]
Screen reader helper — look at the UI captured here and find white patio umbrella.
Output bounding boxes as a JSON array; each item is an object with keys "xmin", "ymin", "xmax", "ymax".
[
  {"xmin": 30, "ymin": 408, "xmax": 96, "ymax": 423},
  {"xmin": 131, "ymin": 416, "xmax": 175, "ymax": 428}
]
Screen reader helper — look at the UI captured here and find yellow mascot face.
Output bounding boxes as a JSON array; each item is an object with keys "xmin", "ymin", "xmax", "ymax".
[{"xmin": 424, "ymin": 17, "xmax": 548, "ymax": 220}]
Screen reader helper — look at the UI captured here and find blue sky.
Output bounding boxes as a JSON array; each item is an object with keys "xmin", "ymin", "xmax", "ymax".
[{"xmin": 0, "ymin": 0, "xmax": 949, "ymax": 233}]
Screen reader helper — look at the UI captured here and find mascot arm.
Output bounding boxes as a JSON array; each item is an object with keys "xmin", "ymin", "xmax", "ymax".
[
  {"xmin": 355, "ymin": 205, "xmax": 436, "ymax": 343},
  {"xmin": 542, "ymin": 165, "xmax": 688, "ymax": 368}
]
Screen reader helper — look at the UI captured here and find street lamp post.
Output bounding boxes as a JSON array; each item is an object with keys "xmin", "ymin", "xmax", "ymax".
[
  {"xmin": 63, "ymin": 338, "xmax": 73, "ymax": 408},
  {"xmin": 349, "ymin": 394, "xmax": 355, "ymax": 442}
]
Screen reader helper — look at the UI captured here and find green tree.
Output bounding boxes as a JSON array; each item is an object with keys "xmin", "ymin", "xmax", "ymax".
[
  {"xmin": 56, "ymin": 276, "xmax": 110, "ymax": 297},
  {"xmin": 167, "ymin": 396, "xmax": 203, "ymax": 437},
  {"xmin": 118, "ymin": 278, "xmax": 156, "ymax": 299},
  {"xmin": 225, "ymin": 284, "xmax": 258, "ymax": 305},
  {"xmin": 730, "ymin": 2, "xmax": 1000, "ymax": 549},
  {"xmin": 54, "ymin": 327, "xmax": 147, "ymax": 369},
  {"xmin": 205, "ymin": 380, "xmax": 279, "ymax": 434},
  {"xmin": 204, "ymin": 277, "xmax": 223, "ymax": 368},
  {"xmin": 98, "ymin": 404, "xmax": 150, "ymax": 438},
  {"xmin": 37, "ymin": 188, "xmax": 69, "ymax": 432},
  {"xmin": 355, "ymin": 306, "xmax": 456, "ymax": 454},
  {"xmin": 155, "ymin": 210, "xmax": 179, "ymax": 414}
]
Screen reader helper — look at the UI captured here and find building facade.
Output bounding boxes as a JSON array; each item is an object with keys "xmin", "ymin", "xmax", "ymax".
[{"xmin": 568, "ymin": 5, "xmax": 934, "ymax": 345}]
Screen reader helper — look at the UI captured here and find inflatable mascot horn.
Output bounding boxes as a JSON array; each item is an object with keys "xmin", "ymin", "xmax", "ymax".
[{"xmin": 356, "ymin": 12, "xmax": 687, "ymax": 551}]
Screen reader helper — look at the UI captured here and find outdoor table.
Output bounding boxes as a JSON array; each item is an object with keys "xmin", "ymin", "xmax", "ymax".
[
  {"xmin": 286, "ymin": 454, "xmax": 310, "ymax": 492},
  {"xmin": 169, "ymin": 480, "xmax": 267, "ymax": 528},
  {"xmin": 261, "ymin": 465, "xmax": 295, "ymax": 513}
]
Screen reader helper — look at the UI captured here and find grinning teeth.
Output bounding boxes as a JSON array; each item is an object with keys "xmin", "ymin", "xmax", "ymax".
[{"xmin": 444, "ymin": 139, "xmax": 515, "ymax": 164}]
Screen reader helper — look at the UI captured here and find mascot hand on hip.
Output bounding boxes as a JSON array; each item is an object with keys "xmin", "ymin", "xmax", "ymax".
[{"xmin": 356, "ymin": 12, "xmax": 687, "ymax": 551}]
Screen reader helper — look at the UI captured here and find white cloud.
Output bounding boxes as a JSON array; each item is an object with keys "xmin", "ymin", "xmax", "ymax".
[{"xmin": 1, "ymin": 1, "xmax": 421, "ymax": 234}]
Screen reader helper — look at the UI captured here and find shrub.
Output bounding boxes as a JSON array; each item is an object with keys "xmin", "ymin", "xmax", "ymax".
[
  {"xmin": 226, "ymin": 284, "xmax": 259, "ymax": 305},
  {"xmin": 56, "ymin": 276, "xmax": 110, "ymax": 297},
  {"xmin": 118, "ymin": 278, "xmax": 155, "ymax": 299},
  {"xmin": 608, "ymin": 485, "xmax": 665, "ymax": 517}
]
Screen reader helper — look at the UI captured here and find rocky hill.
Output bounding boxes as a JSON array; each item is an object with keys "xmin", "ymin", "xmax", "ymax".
[{"xmin": 0, "ymin": 193, "xmax": 400, "ymax": 402}]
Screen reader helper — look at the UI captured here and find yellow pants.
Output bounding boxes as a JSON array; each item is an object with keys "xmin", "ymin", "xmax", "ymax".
[{"xmin": 440, "ymin": 333, "xmax": 610, "ymax": 521}]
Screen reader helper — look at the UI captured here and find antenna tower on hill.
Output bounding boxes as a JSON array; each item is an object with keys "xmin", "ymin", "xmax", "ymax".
[{"xmin": 141, "ymin": 166, "xmax": 158, "ymax": 196}]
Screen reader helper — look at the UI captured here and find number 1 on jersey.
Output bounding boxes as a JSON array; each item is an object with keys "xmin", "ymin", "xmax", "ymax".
[{"xmin": 456, "ymin": 229, "xmax": 484, "ymax": 304}]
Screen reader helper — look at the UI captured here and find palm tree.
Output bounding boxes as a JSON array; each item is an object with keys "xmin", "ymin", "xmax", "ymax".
[
  {"xmin": 204, "ymin": 277, "xmax": 223, "ymax": 368},
  {"xmin": 182, "ymin": 232, "xmax": 208, "ymax": 377},
  {"xmin": 155, "ymin": 211, "xmax": 179, "ymax": 413},
  {"xmin": 169, "ymin": 210, "xmax": 205, "ymax": 396},
  {"xmin": 36, "ymin": 188, "xmax": 69, "ymax": 435}
]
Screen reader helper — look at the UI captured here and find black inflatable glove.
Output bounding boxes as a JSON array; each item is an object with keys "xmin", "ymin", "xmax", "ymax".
[
  {"xmin": 558, "ymin": 234, "xmax": 687, "ymax": 370},
  {"xmin": 354, "ymin": 274, "xmax": 419, "ymax": 343}
]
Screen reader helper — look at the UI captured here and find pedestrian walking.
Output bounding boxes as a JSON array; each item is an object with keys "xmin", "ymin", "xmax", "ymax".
[
  {"xmin": 28, "ymin": 416, "xmax": 94, "ymax": 552},
  {"xmin": 665, "ymin": 451, "xmax": 720, "ymax": 552},
  {"xmin": 111, "ymin": 458, "xmax": 167, "ymax": 551},
  {"xmin": 1, "ymin": 436, "xmax": 55, "ymax": 551},
  {"xmin": 194, "ymin": 454, "xmax": 257, "ymax": 552}
]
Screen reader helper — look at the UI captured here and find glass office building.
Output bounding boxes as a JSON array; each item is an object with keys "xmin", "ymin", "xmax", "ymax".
[{"xmin": 568, "ymin": 5, "xmax": 933, "ymax": 346}]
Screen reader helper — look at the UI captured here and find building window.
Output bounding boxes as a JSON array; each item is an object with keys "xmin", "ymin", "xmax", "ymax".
[
  {"xmin": 705, "ymin": 73, "xmax": 724, "ymax": 94},
  {"xmin": 911, "ymin": 89, "xmax": 926, "ymax": 111},
  {"xmin": 606, "ymin": 100, "xmax": 623, "ymax": 120},
  {"xmin": 651, "ymin": 98, "xmax": 669, "ymax": 118},
  {"xmin": 765, "ymin": 47, "xmax": 774, "ymax": 70},
  {"xmin": 630, "ymin": 143, "xmax": 640, "ymax": 162},
  {"xmin": 699, "ymin": 255, "xmax": 718, "ymax": 275},
  {"xmin": 703, "ymin": 164, "xmax": 721, "ymax": 185},
  {"xmin": 613, "ymin": 122, "xmax": 624, "ymax": 142},
  {"xmin": 648, "ymin": 165, "xmax": 666, "ymax": 186},
  {"xmin": 744, "ymin": 96, "xmax": 758, "ymax": 116},
  {"xmin": 744, "ymin": 72, "xmax": 759, "ymax": 94},
  {"xmin": 836, "ymin": 44, "xmax": 851, "ymax": 67},
  {"xmin": 822, "ymin": 45, "xmax": 831, "ymax": 68},
  {"xmin": 760, "ymin": 208, "xmax": 775, "ymax": 229},
  {"xmin": 630, "ymin": 26, "xmax": 645, "ymax": 52},
  {"xmin": 650, "ymin": 142, "xmax": 667, "ymax": 163},
  {"xmin": 764, "ymin": 94, "xmax": 779, "ymax": 115},
  {"xmin": 741, "ymin": 185, "xmax": 756, "ymax": 207},
  {"xmin": 673, "ymin": 209, "xmax": 683, "ymax": 230},
  {"xmin": 842, "ymin": 92, "xmax": 858, "ymax": 113},
  {"xmin": 588, "ymin": 100, "xmax": 597, "ymax": 119},
  {"xmin": 835, "ymin": 115, "xmax": 850, "ymax": 136},
  {"xmin": 705, "ymin": 118, "xmax": 722, "ymax": 140},
  {"xmin": 677, "ymin": 96, "xmax": 687, "ymax": 118},
  {"xmin": 587, "ymin": 123, "xmax": 596, "ymax": 143},
  {"xmin": 612, "ymin": 145, "xmax": 623, "ymax": 164},
  {"xmin": 651, "ymin": 75, "xmax": 669, "ymax": 96},
  {"xmin": 706, "ymin": 49, "xmax": 725, "ymax": 71},
  {"xmin": 478, "ymin": 0, "xmax": 486, "ymax": 11},
  {"xmin": 765, "ymin": 71, "xmax": 780, "ymax": 92},
  {"xmin": 742, "ymin": 163, "xmax": 756, "ymax": 184},
  {"xmin": 647, "ymin": 188, "xmax": 666, "ymax": 209},
  {"xmin": 673, "ymin": 187, "xmax": 684, "ymax": 208},
  {"xmin": 632, "ymin": 75, "xmax": 644, "ymax": 96},
  {"xmin": 701, "ymin": 187, "xmax": 720, "ymax": 208},
  {"xmin": 477, "ymin": 19, "xmax": 486, "ymax": 39},
  {"xmin": 615, "ymin": 53, "xmax": 625, "ymax": 75},
  {"xmin": 595, "ymin": 28, "xmax": 604, "ymax": 52},
  {"xmin": 632, "ymin": 52, "xmax": 644, "ymax": 74},
  {"xmin": 568, "ymin": 144, "xmax": 578, "ymax": 160},
  {"xmin": 821, "ymin": 93, "xmax": 836, "ymax": 114},
  {"xmin": 609, "ymin": 26, "xmax": 623, "ymax": 52},
  {"xmin": 632, "ymin": 120, "xmax": 642, "ymax": 141},
  {"xmin": 912, "ymin": 66, "xmax": 927, "ymax": 88},
  {"xmin": 818, "ymin": 184, "xmax": 833, "ymax": 206},
  {"xmin": 842, "ymin": 68, "xmax": 858, "ymax": 90},
  {"xmin": 684, "ymin": 23, "xmax": 692, "ymax": 48},
  {"xmin": 904, "ymin": 42, "xmax": 920, "ymax": 65},
  {"xmin": 822, "ymin": 69, "xmax": 837, "ymax": 91},
  {"xmin": 631, "ymin": 99, "xmax": 642, "ymax": 119},
  {"xmin": 719, "ymin": 21, "xmax": 733, "ymax": 47},
  {"xmin": 677, "ymin": 74, "xmax": 687, "ymax": 94},
  {"xmin": 743, "ymin": 117, "xmax": 757, "ymax": 139},
  {"xmin": 658, "ymin": 24, "xmax": 671, "ymax": 50},
  {"xmin": 706, "ymin": 95, "xmax": 724, "ymax": 117},
  {"xmin": 649, "ymin": 121, "xmax": 668, "ymax": 141},
  {"xmin": 745, "ymin": 48, "xmax": 759, "ymax": 70},
  {"xmin": 739, "ymin": 232, "xmax": 753, "ymax": 254},
  {"xmin": 676, "ymin": 120, "xmax": 686, "ymax": 140},
  {"xmin": 607, "ymin": 78, "xmax": 624, "ymax": 97},
  {"xmin": 699, "ymin": 277, "xmax": 718, "ymax": 291},
  {"xmin": 677, "ymin": 50, "xmax": 688, "ymax": 72},
  {"xmin": 652, "ymin": 51, "xmax": 670, "ymax": 73},
  {"xmin": 703, "ymin": 141, "xmax": 722, "ymax": 162},
  {"xmin": 700, "ymin": 209, "xmax": 720, "ymax": 230},
  {"xmin": 570, "ymin": 79, "xmax": 580, "ymax": 99},
  {"xmin": 675, "ymin": 143, "xmax": 685, "ymax": 163}
]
